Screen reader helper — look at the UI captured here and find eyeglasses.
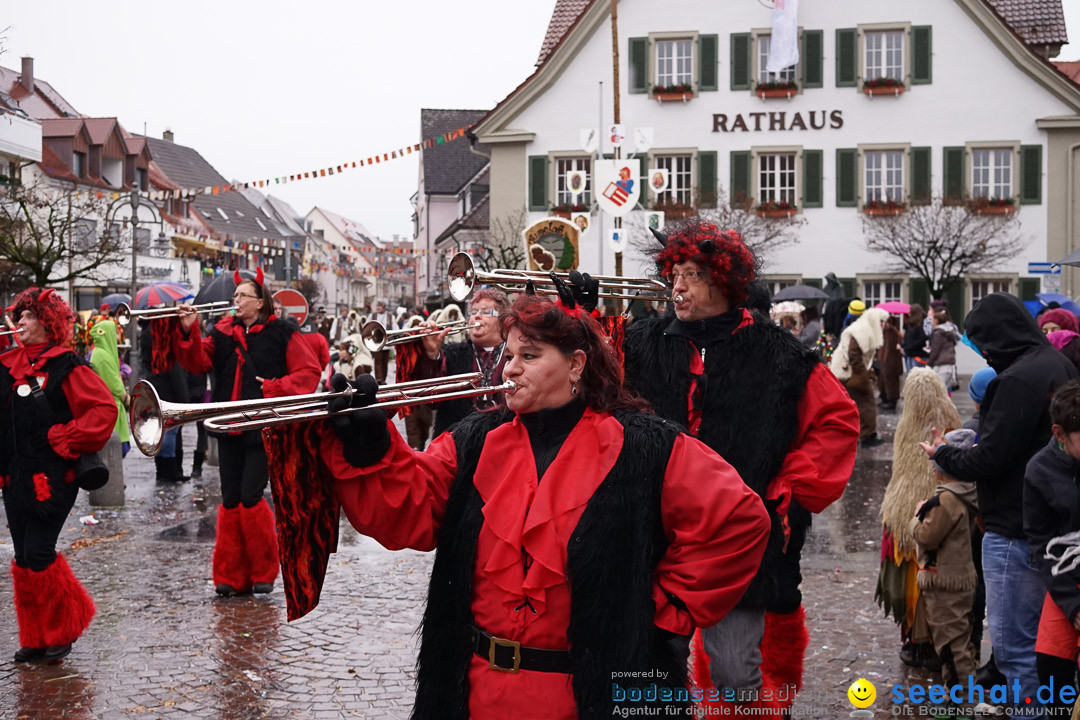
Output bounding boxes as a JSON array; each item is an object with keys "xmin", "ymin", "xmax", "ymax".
[
  {"xmin": 666, "ymin": 270, "xmax": 710, "ymax": 285},
  {"xmin": 470, "ymin": 308, "xmax": 498, "ymax": 317},
  {"xmin": 232, "ymin": 292, "xmax": 259, "ymax": 302}
]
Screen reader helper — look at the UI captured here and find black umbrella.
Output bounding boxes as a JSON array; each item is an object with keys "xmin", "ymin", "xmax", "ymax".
[
  {"xmin": 772, "ymin": 284, "xmax": 829, "ymax": 301},
  {"xmin": 194, "ymin": 269, "xmax": 255, "ymax": 305}
]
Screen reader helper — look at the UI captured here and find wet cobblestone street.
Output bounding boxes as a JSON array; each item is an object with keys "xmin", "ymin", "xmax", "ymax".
[{"xmin": 0, "ymin": 377, "xmax": 980, "ymax": 719}]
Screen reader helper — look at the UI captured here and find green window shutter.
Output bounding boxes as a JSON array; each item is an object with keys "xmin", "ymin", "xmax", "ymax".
[
  {"xmin": 840, "ymin": 278, "xmax": 857, "ymax": 298},
  {"xmin": 836, "ymin": 148, "xmax": 857, "ymax": 207},
  {"xmin": 909, "ymin": 277, "xmax": 930, "ymax": 309},
  {"xmin": 1018, "ymin": 277, "xmax": 1040, "ymax": 301},
  {"xmin": 528, "ymin": 155, "xmax": 548, "ymax": 211},
  {"xmin": 912, "ymin": 26, "xmax": 932, "ymax": 85},
  {"xmin": 802, "ymin": 149, "xmax": 823, "ymax": 208},
  {"xmin": 730, "ymin": 151, "xmax": 751, "ymax": 206},
  {"xmin": 943, "ymin": 146, "xmax": 965, "ymax": 205},
  {"xmin": 801, "ymin": 30, "xmax": 824, "ymax": 88},
  {"xmin": 628, "ymin": 37, "xmax": 648, "ymax": 94},
  {"xmin": 836, "ymin": 28, "xmax": 857, "ymax": 87},
  {"xmin": 944, "ymin": 281, "xmax": 965, "ymax": 331},
  {"xmin": 730, "ymin": 33, "xmax": 751, "ymax": 91},
  {"xmin": 699, "ymin": 34, "xmax": 719, "ymax": 91},
  {"xmin": 1021, "ymin": 145, "xmax": 1042, "ymax": 205},
  {"xmin": 698, "ymin": 151, "xmax": 718, "ymax": 208},
  {"xmin": 803, "ymin": 278, "xmax": 822, "ymax": 289},
  {"xmin": 911, "ymin": 146, "xmax": 932, "ymax": 205}
]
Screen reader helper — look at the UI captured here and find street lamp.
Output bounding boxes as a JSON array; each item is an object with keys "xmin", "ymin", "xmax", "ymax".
[{"xmin": 104, "ymin": 190, "xmax": 165, "ymax": 385}]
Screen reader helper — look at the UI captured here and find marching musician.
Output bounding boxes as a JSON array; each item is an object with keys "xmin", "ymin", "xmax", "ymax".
[
  {"xmin": 618, "ymin": 220, "xmax": 860, "ymax": 714},
  {"xmin": 320, "ymin": 292, "xmax": 771, "ymax": 718},
  {"xmin": 415, "ymin": 289, "xmax": 510, "ymax": 440},
  {"xmin": 173, "ymin": 269, "xmax": 320, "ymax": 597},
  {"xmin": 0, "ymin": 288, "xmax": 116, "ymax": 662}
]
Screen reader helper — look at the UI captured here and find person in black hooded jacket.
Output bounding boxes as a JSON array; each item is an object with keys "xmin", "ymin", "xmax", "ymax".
[{"xmin": 923, "ymin": 292, "xmax": 1077, "ymax": 716}]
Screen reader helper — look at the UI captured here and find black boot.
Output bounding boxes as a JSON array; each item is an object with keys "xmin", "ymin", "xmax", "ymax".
[
  {"xmin": 154, "ymin": 455, "xmax": 171, "ymax": 482},
  {"xmin": 191, "ymin": 450, "xmax": 206, "ymax": 479},
  {"xmin": 171, "ymin": 455, "xmax": 190, "ymax": 483}
]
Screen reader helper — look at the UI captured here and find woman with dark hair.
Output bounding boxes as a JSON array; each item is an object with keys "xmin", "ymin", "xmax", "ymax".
[
  {"xmin": 0, "ymin": 288, "xmax": 117, "ymax": 662},
  {"xmin": 902, "ymin": 304, "xmax": 929, "ymax": 372},
  {"xmin": 320, "ymin": 293, "xmax": 771, "ymax": 719},
  {"xmin": 173, "ymin": 269, "xmax": 321, "ymax": 597}
]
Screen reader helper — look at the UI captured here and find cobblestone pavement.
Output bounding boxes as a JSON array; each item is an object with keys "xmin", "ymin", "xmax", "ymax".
[{"xmin": 0, "ymin": 374, "xmax": 981, "ymax": 719}]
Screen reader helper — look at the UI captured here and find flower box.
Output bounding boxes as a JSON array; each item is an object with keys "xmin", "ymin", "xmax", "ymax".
[
  {"xmin": 972, "ymin": 204, "xmax": 1015, "ymax": 216},
  {"xmin": 653, "ymin": 204, "xmax": 695, "ymax": 220},
  {"xmin": 653, "ymin": 91, "xmax": 692, "ymax": 103},
  {"xmin": 756, "ymin": 87, "xmax": 796, "ymax": 100},
  {"xmin": 864, "ymin": 206, "xmax": 905, "ymax": 216},
  {"xmin": 551, "ymin": 209, "xmax": 572, "ymax": 219},
  {"xmin": 756, "ymin": 208, "xmax": 796, "ymax": 219},
  {"xmin": 863, "ymin": 85, "xmax": 905, "ymax": 97}
]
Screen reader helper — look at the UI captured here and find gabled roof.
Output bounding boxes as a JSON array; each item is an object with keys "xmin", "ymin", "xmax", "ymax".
[
  {"xmin": 985, "ymin": 0, "xmax": 1068, "ymax": 46},
  {"xmin": 265, "ymin": 195, "xmax": 311, "ymax": 237},
  {"xmin": 83, "ymin": 118, "xmax": 124, "ymax": 147},
  {"xmin": 421, "ymin": 109, "xmax": 490, "ymax": 195},
  {"xmin": 0, "ymin": 64, "xmax": 81, "ymax": 120},
  {"xmin": 311, "ymin": 206, "xmax": 382, "ymax": 249},
  {"xmin": 537, "ymin": 0, "xmax": 592, "ymax": 66},
  {"xmin": 40, "ymin": 117, "xmax": 86, "ymax": 138}
]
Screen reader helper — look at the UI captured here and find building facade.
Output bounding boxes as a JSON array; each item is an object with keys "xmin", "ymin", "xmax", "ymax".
[{"xmin": 474, "ymin": 0, "xmax": 1080, "ymax": 318}]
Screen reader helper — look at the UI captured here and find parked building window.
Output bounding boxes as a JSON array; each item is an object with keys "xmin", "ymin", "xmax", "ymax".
[
  {"xmin": 654, "ymin": 154, "xmax": 693, "ymax": 206},
  {"xmin": 865, "ymin": 150, "xmax": 905, "ymax": 203},
  {"xmin": 762, "ymin": 279, "xmax": 796, "ymax": 296},
  {"xmin": 656, "ymin": 39, "xmax": 693, "ymax": 88},
  {"xmin": 863, "ymin": 279, "xmax": 903, "ymax": 306},
  {"xmin": 865, "ymin": 30, "xmax": 904, "ymax": 82},
  {"xmin": 758, "ymin": 152, "xmax": 796, "ymax": 205},
  {"xmin": 72, "ymin": 151, "xmax": 86, "ymax": 178},
  {"xmin": 757, "ymin": 35, "xmax": 796, "ymax": 84},
  {"xmin": 971, "ymin": 278, "xmax": 1012, "ymax": 305},
  {"xmin": 972, "ymin": 148, "xmax": 1012, "ymax": 200},
  {"xmin": 555, "ymin": 157, "xmax": 591, "ymax": 207}
]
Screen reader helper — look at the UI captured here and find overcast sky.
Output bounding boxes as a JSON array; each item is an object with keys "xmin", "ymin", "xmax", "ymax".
[{"xmin": 4, "ymin": 1, "xmax": 1080, "ymax": 242}]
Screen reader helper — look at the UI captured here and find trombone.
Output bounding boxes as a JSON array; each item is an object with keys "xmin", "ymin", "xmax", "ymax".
[
  {"xmin": 0, "ymin": 327, "xmax": 23, "ymax": 338},
  {"xmin": 115, "ymin": 301, "xmax": 236, "ymax": 327},
  {"xmin": 360, "ymin": 319, "xmax": 480, "ymax": 352},
  {"xmin": 447, "ymin": 252, "xmax": 676, "ymax": 303},
  {"xmin": 129, "ymin": 373, "xmax": 516, "ymax": 456}
]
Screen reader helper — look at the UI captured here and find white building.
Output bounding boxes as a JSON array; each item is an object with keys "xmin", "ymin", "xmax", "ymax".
[
  {"xmin": 304, "ymin": 207, "xmax": 376, "ymax": 312},
  {"xmin": 473, "ymin": 0, "xmax": 1080, "ymax": 318}
]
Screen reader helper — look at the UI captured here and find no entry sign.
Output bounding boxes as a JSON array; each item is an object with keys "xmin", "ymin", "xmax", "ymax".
[{"xmin": 273, "ymin": 289, "xmax": 309, "ymax": 325}]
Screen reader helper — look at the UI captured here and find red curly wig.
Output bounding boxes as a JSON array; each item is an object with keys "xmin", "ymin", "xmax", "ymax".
[
  {"xmin": 8, "ymin": 287, "xmax": 75, "ymax": 347},
  {"xmin": 654, "ymin": 219, "xmax": 758, "ymax": 306}
]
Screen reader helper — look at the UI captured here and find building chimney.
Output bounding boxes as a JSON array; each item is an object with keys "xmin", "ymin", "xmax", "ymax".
[
  {"xmin": 20, "ymin": 57, "xmax": 34, "ymax": 94},
  {"xmin": 163, "ymin": 128, "xmax": 174, "ymax": 142}
]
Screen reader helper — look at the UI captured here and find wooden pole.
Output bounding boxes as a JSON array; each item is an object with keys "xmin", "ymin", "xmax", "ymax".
[{"xmin": 610, "ymin": 0, "xmax": 623, "ymax": 300}]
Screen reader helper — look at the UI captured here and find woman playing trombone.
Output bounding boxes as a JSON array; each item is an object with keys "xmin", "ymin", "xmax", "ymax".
[
  {"xmin": 320, "ymin": 292, "xmax": 771, "ymax": 719},
  {"xmin": 173, "ymin": 268, "xmax": 320, "ymax": 597}
]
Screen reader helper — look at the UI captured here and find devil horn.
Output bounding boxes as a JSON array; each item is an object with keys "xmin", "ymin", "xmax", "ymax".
[
  {"xmin": 649, "ymin": 227, "xmax": 668, "ymax": 248},
  {"xmin": 255, "ymin": 267, "xmax": 264, "ymax": 287},
  {"xmin": 233, "ymin": 269, "xmax": 242, "ymax": 285},
  {"xmin": 37, "ymin": 288, "xmax": 56, "ymax": 302}
]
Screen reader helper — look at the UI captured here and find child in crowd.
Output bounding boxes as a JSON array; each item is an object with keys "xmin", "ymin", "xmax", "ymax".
[
  {"xmin": 911, "ymin": 429, "xmax": 980, "ymax": 689},
  {"xmin": 963, "ymin": 366, "xmax": 997, "ymax": 436},
  {"xmin": 1024, "ymin": 380, "xmax": 1080, "ymax": 718}
]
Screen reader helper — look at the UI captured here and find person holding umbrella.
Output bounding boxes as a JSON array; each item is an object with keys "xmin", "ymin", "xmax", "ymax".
[{"xmin": 172, "ymin": 268, "xmax": 321, "ymax": 596}]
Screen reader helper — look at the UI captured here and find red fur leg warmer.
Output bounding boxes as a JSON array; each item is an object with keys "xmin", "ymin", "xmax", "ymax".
[
  {"xmin": 760, "ymin": 606, "xmax": 809, "ymax": 712},
  {"xmin": 13, "ymin": 555, "xmax": 95, "ymax": 648},
  {"xmin": 213, "ymin": 505, "xmax": 251, "ymax": 591},
  {"xmin": 240, "ymin": 500, "xmax": 279, "ymax": 585}
]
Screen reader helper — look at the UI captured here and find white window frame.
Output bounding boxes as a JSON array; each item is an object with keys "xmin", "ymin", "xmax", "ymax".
[
  {"xmin": 551, "ymin": 154, "xmax": 593, "ymax": 209},
  {"xmin": 857, "ymin": 143, "xmax": 911, "ymax": 208},
  {"xmin": 656, "ymin": 38, "xmax": 694, "ymax": 88},
  {"xmin": 751, "ymin": 146, "xmax": 802, "ymax": 209},
  {"xmin": 647, "ymin": 31, "xmax": 700, "ymax": 94},
  {"xmin": 858, "ymin": 276, "xmax": 905, "ymax": 307},
  {"xmin": 857, "ymin": 23, "xmax": 912, "ymax": 89},
  {"xmin": 864, "ymin": 150, "xmax": 905, "ymax": 204},
  {"xmin": 650, "ymin": 151, "xmax": 695, "ymax": 206},
  {"xmin": 966, "ymin": 142, "xmax": 1020, "ymax": 202},
  {"xmin": 968, "ymin": 275, "xmax": 1015, "ymax": 308},
  {"xmin": 760, "ymin": 276, "xmax": 801, "ymax": 298},
  {"xmin": 750, "ymin": 28, "xmax": 802, "ymax": 89}
]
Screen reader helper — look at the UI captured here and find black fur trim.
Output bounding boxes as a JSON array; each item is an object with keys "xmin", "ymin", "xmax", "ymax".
[
  {"xmin": 210, "ymin": 318, "xmax": 295, "ymax": 402},
  {"xmin": 431, "ymin": 341, "xmax": 481, "ymax": 437}
]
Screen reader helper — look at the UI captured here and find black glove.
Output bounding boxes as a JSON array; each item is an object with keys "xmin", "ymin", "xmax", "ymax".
[
  {"xmin": 327, "ymin": 373, "xmax": 391, "ymax": 467},
  {"xmin": 549, "ymin": 272, "xmax": 576, "ymax": 309},
  {"xmin": 568, "ymin": 270, "xmax": 599, "ymax": 312},
  {"xmin": 916, "ymin": 494, "xmax": 941, "ymax": 522}
]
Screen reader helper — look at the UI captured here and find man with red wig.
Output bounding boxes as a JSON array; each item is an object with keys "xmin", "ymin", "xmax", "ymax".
[
  {"xmin": 621, "ymin": 219, "xmax": 860, "ymax": 714},
  {"xmin": 0, "ymin": 288, "xmax": 117, "ymax": 662}
]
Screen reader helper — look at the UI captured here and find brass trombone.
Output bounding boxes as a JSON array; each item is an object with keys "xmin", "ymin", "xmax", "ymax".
[
  {"xmin": 360, "ymin": 318, "xmax": 480, "ymax": 353},
  {"xmin": 115, "ymin": 301, "xmax": 236, "ymax": 327},
  {"xmin": 129, "ymin": 373, "xmax": 516, "ymax": 456},
  {"xmin": 447, "ymin": 252, "xmax": 676, "ymax": 303}
]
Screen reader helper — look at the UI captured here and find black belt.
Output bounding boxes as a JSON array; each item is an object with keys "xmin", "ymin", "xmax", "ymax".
[{"xmin": 469, "ymin": 625, "xmax": 572, "ymax": 674}]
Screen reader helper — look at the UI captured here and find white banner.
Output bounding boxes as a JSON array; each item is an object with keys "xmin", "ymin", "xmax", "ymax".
[
  {"xmin": 580, "ymin": 128, "xmax": 599, "ymax": 154},
  {"xmin": 571, "ymin": 212, "xmax": 591, "ymax": 236},
  {"xmin": 608, "ymin": 228, "xmax": 627, "ymax": 253},
  {"xmin": 607, "ymin": 123, "xmax": 625, "ymax": 148},
  {"xmin": 645, "ymin": 211, "xmax": 665, "ymax": 232},
  {"xmin": 648, "ymin": 168, "xmax": 670, "ymax": 197},
  {"xmin": 566, "ymin": 170, "xmax": 587, "ymax": 199},
  {"xmin": 766, "ymin": 0, "xmax": 800, "ymax": 73},
  {"xmin": 594, "ymin": 158, "xmax": 642, "ymax": 218}
]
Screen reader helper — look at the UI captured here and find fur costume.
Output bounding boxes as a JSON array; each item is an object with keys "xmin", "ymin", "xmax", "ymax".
[
  {"xmin": 241, "ymin": 500, "xmax": 280, "ymax": 585},
  {"xmin": 11, "ymin": 555, "xmax": 95, "ymax": 649},
  {"xmin": 213, "ymin": 504, "xmax": 250, "ymax": 592},
  {"xmin": 830, "ymin": 308, "xmax": 888, "ymax": 381},
  {"xmin": 208, "ymin": 317, "xmax": 294, "ymax": 402},
  {"xmin": 412, "ymin": 407, "xmax": 689, "ymax": 720}
]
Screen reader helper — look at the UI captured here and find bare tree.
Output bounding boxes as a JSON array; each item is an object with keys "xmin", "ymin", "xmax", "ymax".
[
  {"xmin": 0, "ymin": 179, "xmax": 124, "ymax": 287},
  {"xmin": 861, "ymin": 196, "xmax": 1028, "ymax": 299},
  {"xmin": 295, "ymin": 277, "xmax": 321, "ymax": 309},
  {"xmin": 475, "ymin": 209, "xmax": 527, "ymax": 271},
  {"xmin": 628, "ymin": 187, "xmax": 804, "ymax": 268}
]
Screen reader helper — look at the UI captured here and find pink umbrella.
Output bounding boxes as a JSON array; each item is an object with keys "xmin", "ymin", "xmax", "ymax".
[
  {"xmin": 134, "ymin": 282, "xmax": 194, "ymax": 309},
  {"xmin": 875, "ymin": 301, "xmax": 911, "ymax": 315}
]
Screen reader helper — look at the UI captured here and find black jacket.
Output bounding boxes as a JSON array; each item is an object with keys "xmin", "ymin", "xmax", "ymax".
[
  {"xmin": 901, "ymin": 323, "xmax": 929, "ymax": 360},
  {"xmin": 1024, "ymin": 438, "xmax": 1080, "ymax": 622},
  {"xmin": 934, "ymin": 293, "xmax": 1078, "ymax": 538}
]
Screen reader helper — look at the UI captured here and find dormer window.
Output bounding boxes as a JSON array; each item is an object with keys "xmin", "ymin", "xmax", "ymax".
[
  {"xmin": 72, "ymin": 151, "xmax": 86, "ymax": 178},
  {"xmin": 136, "ymin": 168, "xmax": 148, "ymax": 191}
]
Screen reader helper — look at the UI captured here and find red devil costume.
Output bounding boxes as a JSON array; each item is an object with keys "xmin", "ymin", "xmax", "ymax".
[
  {"xmin": 173, "ymin": 269, "xmax": 320, "ymax": 596},
  {"xmin": 0, "ymin": 288, "xmax": 116, "ymax": 662},
  {"xmin": 622, "ymin": 221, "xmax": 859, "ymax": 715},
  {"xmin": 318, "ymin": 294, "xmax": 771, "ymax": 719}
]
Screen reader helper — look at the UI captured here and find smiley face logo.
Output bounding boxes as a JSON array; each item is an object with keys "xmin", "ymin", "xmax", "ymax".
[{"xmin": 847, "ymin": 678, "xmax": 876, "ymax": 709}]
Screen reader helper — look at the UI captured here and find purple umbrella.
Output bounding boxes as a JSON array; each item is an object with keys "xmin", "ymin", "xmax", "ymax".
[{"xmin": 134, "ymin": 282, "xmax": 193, "ymax": 309}]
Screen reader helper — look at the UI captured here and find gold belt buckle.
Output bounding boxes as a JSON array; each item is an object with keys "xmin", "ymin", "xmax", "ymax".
[{"xmin": 488, "ymin": 636, "xmax": 521, "ymax": 674}]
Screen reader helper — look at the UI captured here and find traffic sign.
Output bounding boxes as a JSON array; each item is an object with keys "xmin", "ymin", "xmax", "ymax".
[
  {"xmin": 273, "ymin": 289, "xmax": 309, "ymax": 325},
  {"xmin": 1028, "ymin": 262, "xmax": 1061, "ymax": 275}
]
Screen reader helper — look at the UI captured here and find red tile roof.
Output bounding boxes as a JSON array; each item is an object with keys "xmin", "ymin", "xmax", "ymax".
[
  {"xmin": 83, "ymin": 118, "xmax": 121, "ymax": 146},
  {"xmin": 1055, "ymin": 60, "xmax": 1080, "ymax": 84},
  {"xmin": 0, "ymin": 64, "xmax": 81, "ymax": 120},
  {"xmin": 537, "ymin": 0, "xmax": 592, "ymax": 66},
  {"xmin": 40, "ymin": 117, "xmax": 85, "ymax": 138}
]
